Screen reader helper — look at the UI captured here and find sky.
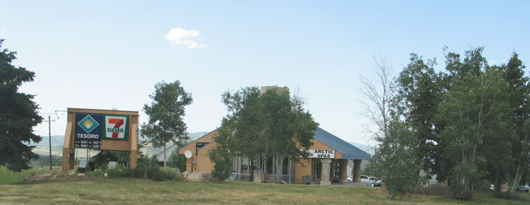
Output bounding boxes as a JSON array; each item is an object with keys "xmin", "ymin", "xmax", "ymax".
[{"xmin": 1, "ymin": 1, "xmax": 529, "ymax": 147}]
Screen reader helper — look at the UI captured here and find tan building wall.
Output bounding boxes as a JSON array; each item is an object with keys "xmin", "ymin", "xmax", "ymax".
[
  {"xmin": 179, "ymin": 130, "xmax": 351, "ymax": 184},
  {"xmin": 294, "ymin": 158, "xmax": 312, "ymax": 184},
  {"xmin": 195, "ymin": 142, "xmax": 216, "ymax": 172},
  {"xmin": 179, "ymin": 130, "xmax": 218, "ymax": 173},
  {"xmin": 293, "ymin": 139, "xmax": 344, "ymax": 184}
]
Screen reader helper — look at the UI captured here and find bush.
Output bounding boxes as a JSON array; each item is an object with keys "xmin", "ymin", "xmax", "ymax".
[
  {"xmin": 152, "ymin": 170, "xmax": 166, "ymax": 181},
  {"xmin": 146, "ymin": 167, "xmax": 160, "ymax": 179},
  {"xmin": 160, "ymin": 167, "xmax": 178, "ymax": 180},
  {"xmin": 106, "ymin": 165, "xmax": 132, "ymax": 178},
  {"xmin": 132, "ymin": 167, "xmax": 145, "ymax": 178},
  {"xmin": 0, "ymin": 166, "xmax": 37, "ymax": 184}
]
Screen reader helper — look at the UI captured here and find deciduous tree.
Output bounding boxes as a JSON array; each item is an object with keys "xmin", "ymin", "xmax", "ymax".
[
  {"xmin": 396, "ymin": 53, "xmax": 444, "ymax": 182},
  {"xmin": 141, "ymin": 80, "xmax": 193, "ymax": 167},
  {"xmin": 435, "ymin": 48, "xmax": 514, "ymax": 200},
  {"xmin": 499, "ymin": 53, "xmax": 530, "ymax": 197},
  {"xmin": 210, "ymin": 86, "xmax": 318, "ymax": 182}
]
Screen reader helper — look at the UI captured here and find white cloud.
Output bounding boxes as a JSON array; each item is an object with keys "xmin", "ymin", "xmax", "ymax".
[
  {"xmin": 166, "ymin": 27, "xmax": 206, "ymax": 49},
  {"xmin": 489, "ymin": 60, "xmax": 496, "ymax": 65}
]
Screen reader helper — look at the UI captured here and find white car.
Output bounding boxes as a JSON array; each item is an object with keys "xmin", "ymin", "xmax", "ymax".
[
  {"xmin": 346, "ymin": 175, "xmax": 370, "ymax": 182},
  {"xmin": 518, "ymin": 183, "xmax": 529, "ymax": 193},
  {"xmin": 360, "ymin": 175, "xmax": 370, "ymax": 183}
]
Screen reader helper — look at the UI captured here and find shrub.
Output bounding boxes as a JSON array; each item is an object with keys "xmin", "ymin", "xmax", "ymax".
[
  {"xmin": 132, "ymin": 167, "xmax": 145, "ymax": 178},
  {"xmin": 146, "ymin": 167, "xmax": 160, "ymax": 179},
  {"xmin": 160, "ymin": 167, "xmax": 178, "ymax": 180},
  {"xmin": 106, "ymin": 165, "xmax": 132, "ymax": 178},
  {"xmin": 152, "ymin": 170, "xmax": 166, "ymax": 181}
]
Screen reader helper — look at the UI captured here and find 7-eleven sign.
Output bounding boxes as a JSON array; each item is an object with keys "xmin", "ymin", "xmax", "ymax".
[{"xmin": 103, "ymin": 115, "xmax": 129, "ymax": 140}]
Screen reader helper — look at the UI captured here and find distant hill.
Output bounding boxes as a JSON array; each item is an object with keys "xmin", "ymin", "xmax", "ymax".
[
  {"xmin": 348, "ymin": 142, "xmax": 372, "ymax": 154},
  {"xmin": 32, "ymin": 132, "xmax": 371, "ymax": 157},
  {"xmin": 32, "ymin": 132, "xmax": 209, "ymax": 157}
]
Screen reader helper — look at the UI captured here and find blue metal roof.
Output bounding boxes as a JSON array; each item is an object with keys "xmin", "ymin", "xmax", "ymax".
[{"xmin": 313, "ymin": 127, "xmax": 370, "ymax": 160}]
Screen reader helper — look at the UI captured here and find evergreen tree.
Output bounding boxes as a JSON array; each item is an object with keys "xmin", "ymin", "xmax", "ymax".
[
  {"xmin": 167, "ymin": 145, "xmax": 187, "ymax": 172},
  {"xmin": 0, "ymin": 39, "xmax": 43, "ymax": 172}
]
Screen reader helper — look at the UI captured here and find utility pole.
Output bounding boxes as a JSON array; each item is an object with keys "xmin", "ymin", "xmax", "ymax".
[{"xmin": 48, "ymin": 115, "xmax": 52, "ymax": 171}]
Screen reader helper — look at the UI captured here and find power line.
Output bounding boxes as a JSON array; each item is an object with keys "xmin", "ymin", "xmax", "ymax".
[{"xmin": 51, "ymin": 135, "xmax": 62, "ymax": 147}]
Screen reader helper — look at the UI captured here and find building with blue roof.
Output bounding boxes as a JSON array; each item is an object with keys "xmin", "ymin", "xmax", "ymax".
[{"xmin": 179, "ymin": 126, "xmax": 370, "ymax": 185}]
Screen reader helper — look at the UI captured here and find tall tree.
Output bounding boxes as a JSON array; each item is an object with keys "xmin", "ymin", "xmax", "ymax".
[
  {"xmin": 362, "ymin": 54, "xmax": 427, "ymax": 199},
  {"xmin": 367, "ymin": 120, "xmax": 424, "ymax": 199},
  {"xmin": 499, "ymin": 52, "xmax": 530, "ymax": 196},
  {"xmin": 358, "ymin": 54, "xmax": 394, "ymax": 141},
  {"xmin": 435, "ymin": 48, "xmax": 514, "ymax": 199},
  {"xmin": 261, "ymin": 88, "xmax": 317, "ymax": 182},
  {"xmin": 0, "ymin": 39, "xmax": 43, "ymax": 172},
  {"xmin": 141, "ymin": 80, "xmax": 193, "ymax": 167},
  {"xmin": 209, "ymin": 125, "xmax": 236, "ymax": 181},
  {"xmin": 396, "ymin": 53, "xmax": 444, "ymax": 181},
  {"xmin": 211, "ymin": 86, "xmax": 318, "ymax": 182},
  {"xmin": 217, "ymin": 87, "xmax": 267, "ymax": 180}
]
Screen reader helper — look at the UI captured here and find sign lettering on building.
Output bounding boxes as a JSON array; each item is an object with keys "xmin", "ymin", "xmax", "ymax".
[{"xmin": 302, "ymin": 149, "xmax": 335, "ymax": 158}]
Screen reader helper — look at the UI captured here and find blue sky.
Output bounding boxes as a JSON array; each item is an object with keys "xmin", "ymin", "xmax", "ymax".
[{"xmin": 1, "ymin": 1, "xmax": 529, "ymax": 146}]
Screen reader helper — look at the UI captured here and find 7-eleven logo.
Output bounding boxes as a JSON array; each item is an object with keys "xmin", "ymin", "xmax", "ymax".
[{"xmin": 104, "ymin": 116, "xmax": 128, "ymax": 139}]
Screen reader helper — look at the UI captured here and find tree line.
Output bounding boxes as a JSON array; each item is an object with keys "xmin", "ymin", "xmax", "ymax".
[{"xmin": 364, "ymin": 47, "xmax": 530, "ymax": 200}]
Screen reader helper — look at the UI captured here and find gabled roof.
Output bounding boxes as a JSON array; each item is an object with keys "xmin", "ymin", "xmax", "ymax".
[
  {"xmin": 179, "ymin": 127, "xmax": 370, "ymax": 160},
  {"xmin": 179, "ymin": 129, "xmax": 218, "ymax": 151},
  {"xmin": 313, "ymin": 127, "xmax": 370, "ymax": 160}
]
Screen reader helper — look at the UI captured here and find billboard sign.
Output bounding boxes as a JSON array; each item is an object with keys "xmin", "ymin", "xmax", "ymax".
[
  {"xmin": 103, "ymin": 115, "xmax": 129, "ymax": 140},
  {"xmin": 75, "ymin": 113, "xmax": 102, "ymax": 149}
]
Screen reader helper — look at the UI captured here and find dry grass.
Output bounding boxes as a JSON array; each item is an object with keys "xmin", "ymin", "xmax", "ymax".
[{"xmin": 1, "ymin": 178, "xmax": 530, "ymax": 205}]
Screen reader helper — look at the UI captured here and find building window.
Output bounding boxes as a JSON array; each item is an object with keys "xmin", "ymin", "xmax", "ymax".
[{"xmin": 196, "ymin": 142, "xmax": 207, "ymax": 155}]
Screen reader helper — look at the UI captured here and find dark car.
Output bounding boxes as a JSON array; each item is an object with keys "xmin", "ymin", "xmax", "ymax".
[{"xmin": 367, "ymin": 180, "xmax": 383, "ymax": 187}]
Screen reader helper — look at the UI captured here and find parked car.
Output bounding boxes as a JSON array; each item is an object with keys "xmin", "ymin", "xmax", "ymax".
[
  {"xmin": 347, "ymin": 174, "xmax": 353, "ymax": 182},
  {"xmin": 360, "ymin": 175, "xmax": 370, "ymax": 183},
  {"xmin": 518, "ymin": 183, "xmax": 529, "ymax": 193},
  {"xmin": 367, "ymin": 180, "xmax": 383, "ymax": 187}
]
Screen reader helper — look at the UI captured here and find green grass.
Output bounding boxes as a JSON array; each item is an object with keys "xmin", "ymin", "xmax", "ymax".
[
  {"xmin": 1, "ymin": 167, "xmax": 529, "ymax": 204},
  {"xmin": 0, "ymin": 166, "xmax": 56, "ymax": 185}
]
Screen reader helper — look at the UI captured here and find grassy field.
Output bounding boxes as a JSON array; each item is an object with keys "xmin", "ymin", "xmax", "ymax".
[{"xmin": 1, "ymin": 168, "xmax": 529, "ymax": 204}]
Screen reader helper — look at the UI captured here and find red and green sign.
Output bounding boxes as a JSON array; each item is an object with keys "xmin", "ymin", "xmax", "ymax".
[{"xmin": 103, "ymin": 115, "xmax": 129, "ymax": 140}]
